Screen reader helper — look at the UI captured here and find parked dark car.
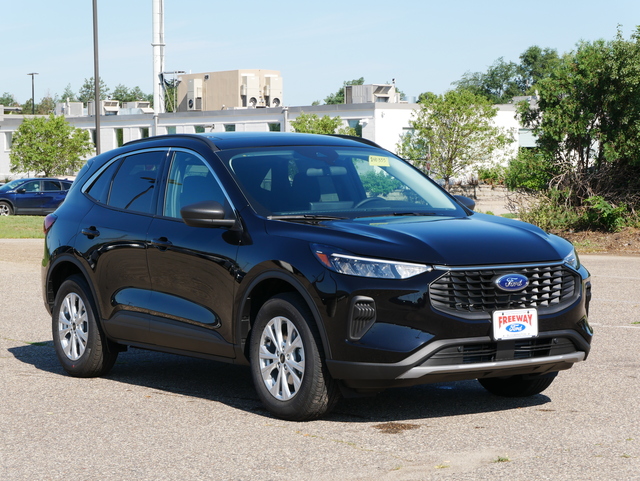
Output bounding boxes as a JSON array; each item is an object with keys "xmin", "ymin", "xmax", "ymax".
[
  {"xmin": 0, "ymin": 178, "xmax": 72, "ymax": 216},
  {"xmin": 42, "ymin": 132, "xmax": 592, "ymax": 420}
]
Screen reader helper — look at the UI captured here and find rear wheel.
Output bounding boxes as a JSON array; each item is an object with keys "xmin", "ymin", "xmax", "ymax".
[
  {"xmin": 250, "ymin": 293, "xmax": 339, "ymax": 421},
  {"xmin": 478, "ymin": 372, "xmax": 558, "ymax": 397},
  {"xmin": 52, "ymin": 275, "xmax": 118, "ymax": 377},
  {"xmin": 0, "ymin": 201, "xmax": 13, "ymax": 216}
]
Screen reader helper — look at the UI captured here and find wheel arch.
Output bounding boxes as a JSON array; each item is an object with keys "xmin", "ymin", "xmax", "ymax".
[
  {"xmin": 45, "ymin": 254, "xmax": 97, "ymax": 316},
  {"xmin": 236, "ymin": 270, "xmax": 331, "ymax": 363},
  {"xmin": 0, "ymin": 199, "xmax": 15, "ymax": 214}
]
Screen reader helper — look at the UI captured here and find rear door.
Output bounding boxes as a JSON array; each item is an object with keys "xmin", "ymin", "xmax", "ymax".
[{"xmin": 76, "ymin": 149, "xmax": 168, "ymax": 343}]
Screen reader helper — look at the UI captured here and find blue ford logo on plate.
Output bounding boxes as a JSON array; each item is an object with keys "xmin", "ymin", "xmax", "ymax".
[{"xmin": 494, "ymin": 274, "xmax": 529, "ymax": 292}]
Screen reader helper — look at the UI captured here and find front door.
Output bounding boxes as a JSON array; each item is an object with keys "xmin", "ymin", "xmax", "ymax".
[{"xmin": 146, "ymin": 149, "xmax": 239, "ymax": 358}]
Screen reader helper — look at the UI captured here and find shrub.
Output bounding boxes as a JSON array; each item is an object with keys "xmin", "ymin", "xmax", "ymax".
[
  {"xmin": 579, "ymin": 196, "xmax": 629, "ymax": 232},
  {"xmin": 505, "ymin": 148, "xmax": 554, "ymax": 193}
]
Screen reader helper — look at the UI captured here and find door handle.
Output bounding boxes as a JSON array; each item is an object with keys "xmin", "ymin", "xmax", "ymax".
[
  {"xmin": 151, "ymin": 237, "xmax": 173, "ymax": 250},
  {"xmin": 81, "ymin": 226, "xmax": 100, "ymax": 239}
]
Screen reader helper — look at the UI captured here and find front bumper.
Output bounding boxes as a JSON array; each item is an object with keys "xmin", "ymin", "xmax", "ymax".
[{"xmin": 326, "ymin": 329, "xmax": 591, "ymax": 390}]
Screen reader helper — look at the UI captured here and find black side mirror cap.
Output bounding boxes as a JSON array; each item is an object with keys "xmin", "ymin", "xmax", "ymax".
[
  {"xmin": 180, "ymin": 201, "xmax": 237, "ymax": 228},
  {"xmin": 454, "ymin": 195, "xmax": 475, "ymax": 211}
]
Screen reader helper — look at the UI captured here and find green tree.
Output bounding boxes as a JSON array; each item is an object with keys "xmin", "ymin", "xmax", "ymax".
[
  {"xmin": 59, "ymin": 84, "xmax": 77, "ymax": 102},
  {"xmin": 517, "ymin": 46, "xmax": 561, "ymax": 93},
  {"xmin": 518, "ymin": 27, "xmax": 640, "ymax": 207},
  {"xmin": 0, "ymin": 92, "xmax": 18, "ymax": 106},
  {"xmin": 324, "ymin": 77, "xmax": 365, "ymax": 104},
  {"xmin": 10, "ymin": 114, "xmax": 94, "ymax": 177},
  {"xmin": 397, "ymin": 89, "xmax": 513, "ymax": 188},
  {"xmin": 454, "ymin": 58, "xmax": 522, "ymax": 104},
  {"xmin": 77, "ymin": 77, "xmax": 110, "ymax": 104},
  {"xmin": 36, "ymin": 95, "xmax": 56, "ymax": 115},
  {"xmin": 290, "ymin": 112, "xmax": 356, "ymax": 135},
  {"xmin": 112, "ymin": 84, "xmax": 152, "ymax": 104}
]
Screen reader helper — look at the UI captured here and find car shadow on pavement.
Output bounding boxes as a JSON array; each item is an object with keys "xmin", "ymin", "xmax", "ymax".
[{"xmin": 9, "ymin": 342, "xmax": 552, "ymax": 423}]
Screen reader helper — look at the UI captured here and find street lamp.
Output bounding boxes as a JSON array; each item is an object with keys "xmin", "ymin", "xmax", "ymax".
[{"xmin": 27, "ymin": 73, "xmax": 38, "ymax": 114}]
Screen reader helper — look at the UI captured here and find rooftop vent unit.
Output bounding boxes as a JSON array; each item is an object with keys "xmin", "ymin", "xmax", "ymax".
[{"xmin": 187, "ymin": 79, "xmax": 203, "ymax": 111}]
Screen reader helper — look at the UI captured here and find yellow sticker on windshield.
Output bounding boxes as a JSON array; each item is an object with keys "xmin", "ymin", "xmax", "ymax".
[{"xmin": 369, "ymin": 155, "xmax": 390, "ymax": 167}]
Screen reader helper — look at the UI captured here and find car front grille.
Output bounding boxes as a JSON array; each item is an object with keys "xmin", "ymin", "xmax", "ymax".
[{"xmin": 429, "ymin": 263, "xmax": 579, "ymax": 318}]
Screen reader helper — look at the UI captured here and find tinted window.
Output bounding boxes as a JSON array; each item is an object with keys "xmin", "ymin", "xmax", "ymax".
[
  {"xmin": 218, "ymin": 146, "xmax": 462, "ymax": 217},
  {"xmin": 108, "ymin": 151, "xmax": 165, "ymax": 214},
  {"xmin": 61, "ymin": 181, "xmax": 73, "ymax": 190},
  {"xmin": 42, "ymin": 181, "xmax": 61, "ymax": 191},
  {"xmin": 163, "ymin": 151, "xmax": 226, "ymax": 218},
  {"xmin": 85, "ymin": 159, "xmax": 123, "ymax": 204}
]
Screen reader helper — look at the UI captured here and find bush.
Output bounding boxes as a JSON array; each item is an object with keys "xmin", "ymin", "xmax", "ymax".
[
  {"xmin": 517, "ymin": 190, "xmax": 581, "ymax": 232},
  {"xmin": 504, "ymin": 149, "xmax": 554, "ymax": 193},
  {"xmin": 477, "ymin": 165, "xmax": 505, "ymax": 186},
  {"xmin": 579, "ymin": 196, "xmax": 629, "ymax": 232}
]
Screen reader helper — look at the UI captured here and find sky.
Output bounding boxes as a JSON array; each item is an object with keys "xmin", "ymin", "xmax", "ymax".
[{"xmin": 3, "ymin": 0, "xmax": 640, "ymax": 107}]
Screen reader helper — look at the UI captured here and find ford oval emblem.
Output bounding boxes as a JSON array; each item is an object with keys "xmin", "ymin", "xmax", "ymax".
[{"xmin": 494, "ymin": 273, "xmax": 529, "ymax": 292}]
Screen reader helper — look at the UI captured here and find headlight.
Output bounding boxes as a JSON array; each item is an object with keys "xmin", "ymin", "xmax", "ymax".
[
  {"xmin": 312, "ymin": 244, "xmax": 431, "ymax": 279},
  {"xmin": 563, "ymin": 248, "xmax": 580, "ymax": 270}
]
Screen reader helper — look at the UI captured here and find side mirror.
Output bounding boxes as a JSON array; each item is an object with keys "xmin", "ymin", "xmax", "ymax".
[
  {"xmin": 180, "ymin": 200, "xmax": 237, "ymax": 228},
  {"xmin": 16, "ymin": 188, "xmax": 26, "ymax": 194},
  {"xmin": 454, "ymin": 195, "xmax": 475, "ymax": 211}
]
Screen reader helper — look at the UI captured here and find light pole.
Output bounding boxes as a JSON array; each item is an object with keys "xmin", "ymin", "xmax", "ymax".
[
  {"xmin": 92, "ymin": 0, "xmax": 101, "ymax": 154},
  {"xmin": 27, "ymin": 73, "xmax": 38, "ymax": 114}
]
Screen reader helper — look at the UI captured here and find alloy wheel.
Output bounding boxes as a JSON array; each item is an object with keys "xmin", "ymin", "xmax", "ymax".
[
  {"xmin": 258, "ymin": 316, "xmax": 305, "ymax": 401},
  {"xmin": 57, "ymin": 292, "xmax": 89, "ymax": 361}
]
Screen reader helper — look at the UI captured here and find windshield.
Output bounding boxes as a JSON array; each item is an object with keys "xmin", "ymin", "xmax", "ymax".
[
  {"xmin": 0, "ymin": 179, "xmax": 25, "ymax": 192},
  {"xmin": 216, "ymin": 145, "xmax": 466, "ymax": 219}
]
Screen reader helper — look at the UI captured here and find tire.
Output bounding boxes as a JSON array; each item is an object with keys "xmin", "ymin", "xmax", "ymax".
[
  {"xmin": 0, "ymin": 201, "xmax": 13, "ymax": 216},
  {"xmin": 250, "ymin": 293, "xmax": 339, "ymax": 421},
  {"xmin": 478, "ymin": 372, "xmax": 558, "ymax": 397},
  {"xmin": 52, "ymin": 275, "xmax": 118, "ymax": 377}
]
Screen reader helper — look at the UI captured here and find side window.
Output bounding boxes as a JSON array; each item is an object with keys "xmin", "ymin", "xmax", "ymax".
[
  {"xmin": 85, "ymin": 159, "xmax": 122, "ymax": 204},
  {"xmin": 108, "ymin": 151, "xmax": 165, "ymax": 214},
  {"xmin": 42, "ymin": 180, "xmax": 61, "ymax": 191},
  {"xmin": 22, "ymin": 181, "xmax": 41, "ymax": 192},
  {"xmin": 163, "ymin": 151, "xmax": 226, "ymax": 219},
  {"xmin": 61, "ymin": 181, "xmax": 73, "ymax": 190}
]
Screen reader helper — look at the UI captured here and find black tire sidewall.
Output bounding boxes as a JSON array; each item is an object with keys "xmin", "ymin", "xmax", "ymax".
[
  {"xmin": 52, "ymin": 275, "xmax": 115, "ymax": 377},
  {"xmin": 0, "ymin": 201, "xmax": 13, "ymax": 215},
  {"xmin": 249, "ymin": 294, "xmax": 327, "ymax": 420}
]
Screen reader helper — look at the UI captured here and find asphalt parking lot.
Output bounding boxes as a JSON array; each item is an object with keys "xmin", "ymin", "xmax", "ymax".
[{"xmin": 1, "ymin": 239, "xmax": 639, "ymax": 480}]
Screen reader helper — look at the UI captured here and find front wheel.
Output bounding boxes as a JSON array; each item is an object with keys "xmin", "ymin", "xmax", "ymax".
[
  {"xmin": 0, "ymin": 201, "xmax": 13, "ymax": 216},
  {"xmin": 52, "ymin": 275, "xmax": 118, "ymax": 377},
  {"xmin": 250, "ymin": 293, "xmax": 339, "ymax": 421},
  {"xmin": 478, "ymin": 372, "xmax": 558, "ymax": 397}
]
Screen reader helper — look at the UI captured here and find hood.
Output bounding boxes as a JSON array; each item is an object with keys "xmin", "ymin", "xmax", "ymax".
[{"xmin": 266, "ymin": 213, "xmax": 571, "ymax": 266}]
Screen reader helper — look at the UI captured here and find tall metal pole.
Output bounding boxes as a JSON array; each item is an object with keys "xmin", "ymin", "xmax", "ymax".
[
  {"xmin": 27, "ymin": 73, "xmax": 38, "ymax": 114},
  {"xmin": 92, "ymin": 0, "xmax": 101, "ymax": 154},
  {"xmin": 152, "ymin": 0, "xmax": 165, "ymax": 117}
]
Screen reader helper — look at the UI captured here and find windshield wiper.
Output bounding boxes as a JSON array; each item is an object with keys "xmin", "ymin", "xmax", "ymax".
[
  {"xmin": 268, "ymin": 214, "xmax": 348, "ymax": 223},
  {"xmin": 355, "ymin": 212, "xmax": 444, "ymax": 218}
]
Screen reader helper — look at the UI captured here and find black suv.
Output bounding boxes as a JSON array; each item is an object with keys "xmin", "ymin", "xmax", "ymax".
[{"xmin": 42, "ymin": 132, "xmax": 592, "ymax": 420}]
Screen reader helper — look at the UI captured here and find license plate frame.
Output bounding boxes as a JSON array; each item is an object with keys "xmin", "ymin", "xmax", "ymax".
[{"xmin": 492, "ymin": 308, "xmax": 538, "ymax": 340}]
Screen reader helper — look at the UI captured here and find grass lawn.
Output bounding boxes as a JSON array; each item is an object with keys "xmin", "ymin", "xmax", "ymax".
[{"xmin": 0, "ymin": 216, "xmax": 45, "ymax": 238}]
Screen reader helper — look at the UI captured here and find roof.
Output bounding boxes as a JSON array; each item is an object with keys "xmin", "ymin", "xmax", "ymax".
[{"xmin": 124, "ymin": 131, "xmax": 383, "ymax": 151}]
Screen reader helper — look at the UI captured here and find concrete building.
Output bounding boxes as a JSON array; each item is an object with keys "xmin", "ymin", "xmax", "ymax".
[{"xmin": 175, "ymin": 69, "xmax": 283, "ymax": 111}]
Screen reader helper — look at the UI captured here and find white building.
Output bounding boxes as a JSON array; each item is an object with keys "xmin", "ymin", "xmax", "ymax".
[{"xmin": 0, "ymin": 95, "xmax": 525, "ymax": 181}]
